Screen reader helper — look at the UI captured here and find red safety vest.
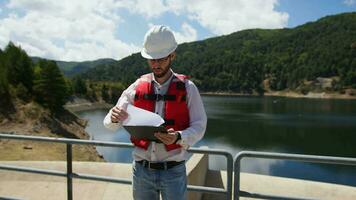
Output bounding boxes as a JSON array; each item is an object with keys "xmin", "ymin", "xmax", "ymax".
[{"xmin": 131, "ymin": 73, "xmax": 190, "ymax": 151}]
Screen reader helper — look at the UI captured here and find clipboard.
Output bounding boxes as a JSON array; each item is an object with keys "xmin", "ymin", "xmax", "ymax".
[{"xmin": 123, "ymin": 125, "xmax": 167, "ymax": 142}]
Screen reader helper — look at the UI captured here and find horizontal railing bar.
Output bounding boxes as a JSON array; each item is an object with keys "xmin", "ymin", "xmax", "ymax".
[
  {"xmin": 235, "ymin": 151, "xmax": 356, "ymax": 166},
  {"xmin": 188, "ymin": 147, "xmax": 232, "ymax": 157},
  {"xmin": 72, "ymin": 173, "xmax": 132, "ymax": 184},
  {"xmin": 0, "ymin": 133, "xmax": 231, "ymax": 157},
  {"xmin": 0, "ymin": 164, "xmax": 66, "ymax": 177},
  {"xmin": 0, "ymin": 164, "xmax": 227, "ymax": 194},
  {"xmin": 0, "ymin": 196, "xmax": 24, "ymax": 200},
  {"xmin": 188, "ymin": 185, "xmax": 226, "ymax": 194},
  {"xmin": 72, "ymin": 172, "xmax": 227, "ymax": 194},
  {"xmin": 0, "ymin": 133, "xmax": 134, "ymax": 148}
]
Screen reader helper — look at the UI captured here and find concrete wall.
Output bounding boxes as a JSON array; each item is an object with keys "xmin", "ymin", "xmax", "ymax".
[{"xmin": 186, "ymin": 152, "xmax": 209, "ymax": 200}]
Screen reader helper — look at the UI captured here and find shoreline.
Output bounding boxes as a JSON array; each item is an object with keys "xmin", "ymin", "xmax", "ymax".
[
  {"xmin": 64, "ymin": 102, "xmax": 113, "ymax": 112},
  {"xmin": 64, "ymin": 90, "xmax": 356, "ymax": 113},
  {"xmin": 0, "ymin": 101, "xmax": 104, "ymax": 162},
  {"xmin": 201, "ymin": 91, "xmax": 356, "ymax": 100}
]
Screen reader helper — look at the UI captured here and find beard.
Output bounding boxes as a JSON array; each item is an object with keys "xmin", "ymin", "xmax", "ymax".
[
  {"xmin": 152, "ymin": 59, "xmax": 171, "ymax": 78},
  {"xmin": 153, "ymin": 66, "xmax": 170, "ymax": 78}
]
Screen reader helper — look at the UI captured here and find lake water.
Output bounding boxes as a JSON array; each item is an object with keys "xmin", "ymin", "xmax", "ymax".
[{"xmin": 76, "ymin": 95, "xmax": 356, "ymax": 187}]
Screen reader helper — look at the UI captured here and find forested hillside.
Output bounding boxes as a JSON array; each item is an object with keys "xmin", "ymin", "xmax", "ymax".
[
  {"xmin": 31, "ymin": 57, "xmax": 117, "ymax": 76},
  {"xmin": 56, "ymin": 58, "xmax": 117, "ymax": 76},
  {"xmin": 0, "ymin": 43, "xmax": 123, "ymax": 114},
  {"xmin": 80, "ymin": 12, "xmax": 356, "ymax": 94},
  {"xmin": 0, "ymin": 42, "xmax": 69, "ymax": 113}
]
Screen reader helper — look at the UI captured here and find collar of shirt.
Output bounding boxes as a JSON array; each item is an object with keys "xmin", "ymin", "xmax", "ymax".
[{"xmin": 151, "ymin": 69, "xmax": 175, "ymax": 87}]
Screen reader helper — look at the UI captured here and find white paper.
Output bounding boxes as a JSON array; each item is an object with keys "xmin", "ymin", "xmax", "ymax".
[{"xmin": 122, "ymin": 104, "xmax": 164, "ymax": 126}]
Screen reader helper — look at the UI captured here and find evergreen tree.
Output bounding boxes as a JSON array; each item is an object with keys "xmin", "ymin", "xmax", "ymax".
[
  {"xmin": 4, "ymin": 42, "xmax": 34, "ymax": 92},
  {"xmin": 110, "ymin": 83, "xmax": 125, "ymax": 104},
  {"xmin": 86, "ymin": 87, "xmax": 97, "ymax": 101},
  {"xmin": 65, "ymin": 78, "xmax": 74, "ymax": 96},
  {"xmin": 101, "ymin": 84, "xmax": 110, "ymax": 103},
  {"xmin": 73, "ymin": 77, "xmax": 87, "ymax": 95},
  {"xmin": 33, "ymin": 59, "xmax": 69, "ymax": 112},
  {"xmin": 0, "ymin": 50, "xmax": 9, "ymax": 97},
  {"xmin": 0, "ymin": 49, "xmax": 14, "ymax": 113}
]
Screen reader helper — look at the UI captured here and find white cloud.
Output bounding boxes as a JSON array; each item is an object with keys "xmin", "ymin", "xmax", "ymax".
[
  {"xmin": 122, "ymin": 0, "xmax": 289, "ymax": 35},
  {"xmin": 167, "ymin": 0, "xmax": 289, "ymax": 35},
  {"xmin": 147, "ymin": 22, "xmax": 198, "ymax": 44},
  {"xmin": 344, "ymin": 0, "xmax": 356, "ymax": 6},
  {"xmin": 131, "ymin": 0, "xmax": 288, "ymax": 35},
  {"xmin": 0, "ymin": 0, "xmax": 140, "ymax": 61},
  {"xmin": 108, "ymin": 0, "xmax": 168, "ymax": 19},
  {"xmin": 0, "ymin": 0, "xmax": 289, "ymax": 61},
  {"xmin": 173, "ymin": 22, "xmax": 198, "ymax": 44},
  {"xmin": 131, "ymin": 0, "xmax": 168, "ymax": 18}
]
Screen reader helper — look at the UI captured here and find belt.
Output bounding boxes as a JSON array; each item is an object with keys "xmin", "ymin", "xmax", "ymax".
[{"xmin": 136, "ymin": 160, "xmax": 185, "ymax": 170}]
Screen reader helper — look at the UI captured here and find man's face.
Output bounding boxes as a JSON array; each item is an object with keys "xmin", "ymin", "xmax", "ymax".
[{"xmin": 147, "ymin": 54, "xmax": 172, "ymax": 78}]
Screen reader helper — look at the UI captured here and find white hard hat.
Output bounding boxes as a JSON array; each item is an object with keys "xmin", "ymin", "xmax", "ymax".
[{"xmin": 141, "ymin": 25, "xmax": 177, "ymax": 59}]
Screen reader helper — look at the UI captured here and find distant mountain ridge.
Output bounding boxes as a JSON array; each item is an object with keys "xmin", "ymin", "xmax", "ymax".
[{"xmin": 31, "ymin": 57, "xmax": 117, "ymax": 76}]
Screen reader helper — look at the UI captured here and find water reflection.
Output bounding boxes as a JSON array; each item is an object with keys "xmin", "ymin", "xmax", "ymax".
[{"xmin": 203, "ymin": 96, "xmax": 356, "ymax": 157}]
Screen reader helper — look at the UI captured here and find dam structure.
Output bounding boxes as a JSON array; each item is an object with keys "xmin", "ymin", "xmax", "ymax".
[{"xmin": 1, "ymin": 133, "xmax": 356, "ymax": 200}]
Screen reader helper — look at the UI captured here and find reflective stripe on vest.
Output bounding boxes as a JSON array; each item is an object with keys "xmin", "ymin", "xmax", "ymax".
[{"xmin": 131, "ymin": 73, "xmax": 190, "ymax": 151}]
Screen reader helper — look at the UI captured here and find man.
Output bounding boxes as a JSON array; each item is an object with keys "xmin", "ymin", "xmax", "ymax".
[{"xmin": 103, "ymin": 25, "xmax": 207, "ymax": 200}]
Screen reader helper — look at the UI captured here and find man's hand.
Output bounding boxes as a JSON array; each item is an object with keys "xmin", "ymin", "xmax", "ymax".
[
  {"xmin": 154, "ymin": 128, "xmax": 179, "ymax": 145},
  {"xmin": 111, "ymin": 106, "xmax": 128, "ymax": 123}
]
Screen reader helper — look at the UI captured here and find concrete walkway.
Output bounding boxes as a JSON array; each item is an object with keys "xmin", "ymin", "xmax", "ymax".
[
  {"xmin": 204, "ymin": 170, "xmax": 356, "ymax": 200},
  {"xmin": 0, "ymin": 161, "xmax": 132, "ymax": 200},
  {"xmin": 1, "ymin": 161, "xmax": 356, "ymax": 200}
]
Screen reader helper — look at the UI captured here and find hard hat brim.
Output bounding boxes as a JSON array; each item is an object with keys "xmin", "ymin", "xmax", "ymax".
[{"xmin": 141, "ymin": 45, "xmax": 177, "ymax": 59}]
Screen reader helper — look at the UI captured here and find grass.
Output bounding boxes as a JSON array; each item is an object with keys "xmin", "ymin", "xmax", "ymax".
[{"xmin": 0, "ymin": 139, "xmax": 103, "ymax": 161}]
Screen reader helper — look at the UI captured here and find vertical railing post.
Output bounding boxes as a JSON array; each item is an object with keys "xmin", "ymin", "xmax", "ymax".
[
  {"xmin": 234, "ymin": 155, "xmax": 241, "ymax": 200},
  {"xmin": 226, "ymin": 154, "xmax": 233, "ymax": 200},
  {"xmin": 66, "ymin": 144, "xmax": 73, "ymax": 200}
]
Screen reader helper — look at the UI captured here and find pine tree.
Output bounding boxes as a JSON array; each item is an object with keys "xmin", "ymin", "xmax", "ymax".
[
  {"xmin": 4, "ymin": 42, "xmax": 34, "ymax": 92},
  {"xmin": 33, "ymin": 59, "xmax": 69, "ymax": 112},
  {"xmin": 0, "ymin": 49, "xmax": 14, "ymax": 112},
  {"xmin": 110, "ymin": 83, "xmax": 125, "ymax": 104},
  {"xmin": 0, "ymin": 50, "xmax": 9, "ymax": 97},
  {"xmin": 73, "ymin": 77, "xmax": 87, "ymax": 95},
  {"xmin": 101, "ymin": 84, "xmax": 110, "ymax": 103}
]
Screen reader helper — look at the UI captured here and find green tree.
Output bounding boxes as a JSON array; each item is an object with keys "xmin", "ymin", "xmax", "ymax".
[
  {"xmin": 73, "ymin": 77, "xmax": 87, "ymax": 95},
  {"xmin": 65, "ymin": 78, "xmax": 74, "ymax": 96},
  {"xmin": 15, "ymin": 83, "xmax": 31, "ymax": 101},
  {"xmin": 33, "ymin": 59, "xmax": 69, "ymax": 112},
  {"xmin": 0, "ymin": 50, "xmax": 9, "ymax": 97},
  {"xmin": 110, "ymin": 83, "xmax": 125, "ymax": 104},
  {"xmin": 86, "ymin": 88, "xmax": 97, "ymax": 101},
  {"xmin": 101, "ymin": 84, "xmax": 110, "ymax": 103},
  {"xmin": 4, "ymin": 42, "xmax": 34, "ymax": 92},
  {"xmin": 0, "ymin": 49, "xmax": 15, "ymax": 114}
]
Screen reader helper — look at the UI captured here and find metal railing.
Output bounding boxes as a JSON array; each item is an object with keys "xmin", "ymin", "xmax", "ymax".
[
  {"xmin": 0, "ymin": 133, "xmax": 233, "ymax": 200},
  {"xmin": 234, "ymin": 151, "xmax": 356, "ymax": 200}
]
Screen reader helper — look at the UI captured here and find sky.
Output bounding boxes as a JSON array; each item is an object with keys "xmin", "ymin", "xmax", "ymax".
[{"xmin": 0, "ymin": 0, "xmax": 355, "ymax": 62}]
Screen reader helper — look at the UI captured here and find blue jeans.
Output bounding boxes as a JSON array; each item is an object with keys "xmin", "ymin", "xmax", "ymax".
[{"xmin": 132, "ymin": 161, "xmax": 187, "ymax": 200}]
